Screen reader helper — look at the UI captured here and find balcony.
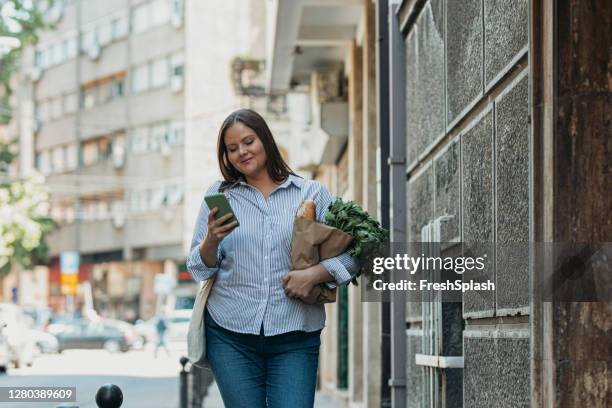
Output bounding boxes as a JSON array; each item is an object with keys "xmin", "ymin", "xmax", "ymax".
[
  {"xmin": 126, "ymin": 206, "xmax": 184, "ymax": 249},
  {"xmin": 35, "ymin": 60, "xmax": 79, "ymax": 100},
  {"xmin": 79, "ymin": 219, "xmax": 125, "ymax": 254},
  {"xmin": 130, "ymin": 24, "xmax": 184, "ymax": 66},
  {"xmin": 129, "ymin": 88, "xmax": 183, "ymax": 125},
  {"xmin": 80, "ymin": 40, "xmax": 129, "ymax": 85},
  {"xmin": 48, "ymin": 223, "xmax": 78, "ymax": 257},
  {"xmin": 80, "ymin": 98, "xmax": 128, "ymax": 140},
  {"xmin": 124, "ymin": 148, "xmax": 184, "ymax": 181},
  {"xmin": 36, "ymin": 117, "xmax": 78, "ymax": 150}
]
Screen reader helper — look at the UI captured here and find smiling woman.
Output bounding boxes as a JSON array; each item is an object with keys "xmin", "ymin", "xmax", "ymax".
[{"xmin": 186, "ymin": 108, "xmax": 358, "ymax": 408}]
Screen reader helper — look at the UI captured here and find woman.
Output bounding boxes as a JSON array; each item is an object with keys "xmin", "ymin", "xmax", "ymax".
[{"xmin": 186, "ymin": 109, "xmax": 357, "ymax": 407}]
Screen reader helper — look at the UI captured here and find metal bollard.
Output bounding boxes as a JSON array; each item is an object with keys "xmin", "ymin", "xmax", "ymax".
[
  {"xmin": 95, "ymin": 384, "xmax": 123, "ymax": 408},
  {"xmin": 179, "ymin": 356, "xmax": 190, "ymax": 408}
]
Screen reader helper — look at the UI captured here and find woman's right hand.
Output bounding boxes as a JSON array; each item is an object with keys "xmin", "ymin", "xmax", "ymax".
[{"xmin": 205, "ymin": 207, "xmax": 238, "ymax": 245}]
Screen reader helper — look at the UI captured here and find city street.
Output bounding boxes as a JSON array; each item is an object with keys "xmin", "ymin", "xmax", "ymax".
[{"xmin": 0, "ymin": 342, "xmax": 187, "ymax": 408}]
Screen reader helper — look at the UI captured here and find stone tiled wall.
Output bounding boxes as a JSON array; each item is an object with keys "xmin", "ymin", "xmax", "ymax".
[{"xmin": 401, "ymin": 0, "xmax": 530, "ymax": 406}]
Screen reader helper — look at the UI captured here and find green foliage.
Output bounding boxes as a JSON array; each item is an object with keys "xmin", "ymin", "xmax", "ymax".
[
  {"xmin": 0, "ymin": 140, "xmax": 56, "ymax": 276},
  {"xmin": 0, "ymin": 0, "xmax": 56, "ymax": 123},
  {"xmin": 324, "ymin": 198, "xmax": 388, "ymax": 283}
]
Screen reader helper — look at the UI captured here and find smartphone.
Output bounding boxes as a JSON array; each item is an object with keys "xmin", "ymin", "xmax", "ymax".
[{"xmin": 204, "ymin": 193, "xmax": 239, "ymax": 227}]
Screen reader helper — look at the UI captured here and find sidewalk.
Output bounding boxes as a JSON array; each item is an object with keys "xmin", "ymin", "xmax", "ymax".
[{"xmin": 202, "ymin": 380, "xmax": 342, "ymax": 407}]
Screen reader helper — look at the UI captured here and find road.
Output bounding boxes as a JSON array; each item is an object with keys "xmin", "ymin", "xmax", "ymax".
[
  {"xmin": 0, "ymin": 342, "xmax": 342, "ymax": 408},
  {"xmin": 0, "ymin": 342, "xmax": 187, "ymax": 408}
]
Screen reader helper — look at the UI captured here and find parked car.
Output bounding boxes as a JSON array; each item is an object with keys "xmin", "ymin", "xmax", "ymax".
[
  {"xmin": 56, "ymin": 320, "xmax": 131, "ymax": 353},
  {"xmin": 102, "ymin": 319, "xmax": 142, "ymax": 349},
  {"xmin": 166, "ymin": 309, "xmax": 191, "ymax": 342},
  {"xmin": 28, "ymin": 330, "xmax": 59, "ymax": 354},
  {"xmin": 0, "ymin": 303, "xmax": 35, "ymax": 368},
  {"xmin": 0, "ymin": 324, "xmax": 11, "ymax": 373}
]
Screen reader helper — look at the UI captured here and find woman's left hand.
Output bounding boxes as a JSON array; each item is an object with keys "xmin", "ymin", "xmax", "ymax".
[{"xmin": 281, "ymin": 268, "xmax": 318, "ymax": 301}]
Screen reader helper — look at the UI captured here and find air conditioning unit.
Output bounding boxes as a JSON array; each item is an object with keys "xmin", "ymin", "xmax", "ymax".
[
  {"xmin": 170, "ymin": 0, "xmax": 184, "ymax": 28},
  {"xmin": 170, "ymin": 75, "xmax": 183, "ymax": 92},
  {"xmin": 30, "ymin": 67, "xmax": 42, "ymax": 82},
  {"xmin": 87, "ymin": 42, "xmax": 101, "ymax": 61}
]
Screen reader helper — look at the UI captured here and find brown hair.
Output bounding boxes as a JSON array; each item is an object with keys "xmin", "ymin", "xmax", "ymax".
[{"xmin": 217, "ymin": 109, "xmax": 297, "ymax": 188}]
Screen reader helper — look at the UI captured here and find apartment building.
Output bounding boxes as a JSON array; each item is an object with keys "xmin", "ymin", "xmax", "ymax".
[{"xmin": 13, "ymin": 0, "xmax": 269, "ymax": 320}]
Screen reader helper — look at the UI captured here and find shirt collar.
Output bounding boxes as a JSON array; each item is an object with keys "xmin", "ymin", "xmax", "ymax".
[{"xmin": 237, "ymin": 174, "xmax": 304, "ymax": 190}]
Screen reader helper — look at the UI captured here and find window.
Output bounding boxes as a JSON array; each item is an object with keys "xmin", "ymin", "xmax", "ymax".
[
  {"xmin": 81, "ymin": 29, "xmax": 96, "ymax": 52},
  {"xmin": 132, "ymin": 64, "xmax": 149, "ymax": 93},
  {"xmin": 36, "ymin": 101, "xmax": 49, "ymax": 122},
  {"xmin": 82, "ymin": 140, "xmax": 99, "ymax": 166},
  {"xmin": 150, "ymin": 123, "xmax": 167, "ymax": 151},
  {"xmin": 130, "ymin": 127, "xmax": 149, "ymax": 153},
  {"xmin": 112, "ymin": 134, "xmax": 126, "ymax": 167},
  {"xmin": 51, "ymin": 205, "xmax": 63, "ymax": 224},
  {"xmin": 166, "ymin": 184, "xmax": 183, "ymax": 206},
  {"xmin": 51, "ymin": 98, "xmax": 63, "ymax": 119},
  {"xmin": 151, "ymin": 0, "xmax": 170, "ymax": 25},
  {"xmin": 170, "ymin": 53, "xmax": 184, "ymax": 91},
  {"xmin": 34, "ymin": 49, "xmax": 46, "ymax": 68},
  {"xmin": 65, "ymin": 204, "xmax": 75, "ymax": 223},
  {"xmin": 37, "ymin": 151, "xmax": 51, "ymax": 175},
  {"xmin": 98, "ymin": 138, "xmax": 112, "ymax": 161},
  {"xmin": 112, "ymin": 17, "xmax": 128, "ymax": 39},
  {"xmin": 97, "ymin": 201, "xmax": 110, "ymax": 220},
  {"xmin": 65, "ymin": 144, "xmax": 78, "ymax": 170},
  {"xmin": 64, "ymin": 93, "xmax": 78, "ymax": 114},
  {"xmin": 150, "ymin": 186, "xmax": 165, "ymax": 210},
  {"xmin": 52, "ymin": 42, "xmax": 65, "ymax": 65},
  {"xmin": 167, "ymin": 121, "xmax": 184, "ymax": 146},
  {"xmin": 132, "ymin": 3, "xmax": 149, "ymax": 33},
  {"xmin": 151, "ymin": 58, "xmax": 169, "ymax": 88},
  {"xmin": 81, "ymin": 87, "xmax": 96, "ymax": 109},
  {"xmin": 111, "ymin": 78, "xmax": 124, "ymax": 98},
  {"xmin": 98, "ymin": 82, "xmax": 113, "ymax": 104},
  {"xmin": 52, "ymin": 146, "xmax": 65, "ymax": 173},
  {"xmin": 97, "ymin": 23, "xmax": 113, "ymax": 47},
  {"xmin": 65, "ymin": 35, "xmax": 78, "ymax": 59}
]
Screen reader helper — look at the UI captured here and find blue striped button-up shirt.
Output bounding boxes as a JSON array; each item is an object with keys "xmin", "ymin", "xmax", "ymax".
[{"xmin": 186, "ymin": 174, "xmax": 358, "ymax": 336}]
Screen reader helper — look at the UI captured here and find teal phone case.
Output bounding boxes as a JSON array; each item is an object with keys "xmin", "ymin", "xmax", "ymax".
[{"xmin": 204, "ymin": 193, "xmax": 239, "ymax": 226}]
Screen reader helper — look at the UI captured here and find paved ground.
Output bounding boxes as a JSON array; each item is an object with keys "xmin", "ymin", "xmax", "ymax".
[
  {"xmin": 0, "ymin": 342, "xmax": 186, "ymax": 408},
  {"xmin": 0, "ymin": 341, "xmax": 343, "ymax": 407}
]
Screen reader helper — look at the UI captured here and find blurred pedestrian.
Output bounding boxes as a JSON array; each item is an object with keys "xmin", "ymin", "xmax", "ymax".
[
  {"xmin": 154, "ymin": 312, "xmax": 170, "ymax": 358},
  {"xmin": 186, "ymin": 109, "xmax": 357, "ymax": 407}
]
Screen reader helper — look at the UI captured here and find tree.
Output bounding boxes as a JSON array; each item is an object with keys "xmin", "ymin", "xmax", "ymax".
[
  {"xmin": 1, "ymin": 1, "xmax": 56, "ymax": 275},
  {"xmin": 1, "ymin": 0, "xmax": 56, "ymax": 122},
  {"xmin": 0, "ymin": 140, "xmax": 56, "ymax": 276}
]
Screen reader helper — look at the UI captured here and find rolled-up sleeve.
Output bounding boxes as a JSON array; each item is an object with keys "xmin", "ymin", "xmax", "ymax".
[
  {"xmin": 186, "ymin": 181, "xmax": 223, "ymax": 282},
  {"xmin": 313, "ymin": 182, "xmax": 359, "ymax": 286}
]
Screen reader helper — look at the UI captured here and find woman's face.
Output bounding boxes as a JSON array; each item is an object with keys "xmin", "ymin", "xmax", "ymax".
[{"xmin": 224, "ymin": 122, "xmax": 267, "ymax": 177}]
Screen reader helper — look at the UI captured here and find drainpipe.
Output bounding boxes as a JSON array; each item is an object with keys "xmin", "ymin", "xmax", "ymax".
[
  {"xmin": 375, "ymin": 0, "xmax": 391, "ymax": 406},
  {"xmin": 388, "ymin": 1, "xmax": 406, "ymax": 407}
]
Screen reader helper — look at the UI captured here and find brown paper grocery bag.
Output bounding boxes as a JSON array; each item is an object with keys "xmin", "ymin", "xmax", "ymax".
[{"xmin": 290, "ymin": 217, "xmax": 354, "ymax": 303}]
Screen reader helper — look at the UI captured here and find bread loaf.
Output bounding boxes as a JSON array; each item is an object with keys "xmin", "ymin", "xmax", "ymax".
[{"xmin": 296, "ymin": 200, "xmax": 316, "ymax": 221}]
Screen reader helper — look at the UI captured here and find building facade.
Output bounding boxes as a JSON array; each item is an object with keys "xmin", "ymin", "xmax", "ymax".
[
  {"xmin": 267, "ymin": 0, "xmax": 611, "ymax": 407},
  {"xmin": 11, "ymin": 0, "xmax": 272, "ymax": 320}
]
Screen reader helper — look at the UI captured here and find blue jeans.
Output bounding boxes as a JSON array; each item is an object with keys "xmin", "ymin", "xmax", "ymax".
[{"xmin": 205, "ymin": 309, "xmax": 321, "ymax": 408}]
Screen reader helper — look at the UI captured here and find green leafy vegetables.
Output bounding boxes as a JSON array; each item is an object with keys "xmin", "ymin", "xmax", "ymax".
[{"xmin": 324, "ymin": 198, "xmax": 388, "ymax": 282}]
